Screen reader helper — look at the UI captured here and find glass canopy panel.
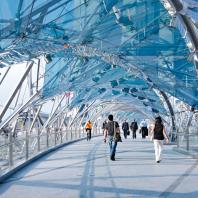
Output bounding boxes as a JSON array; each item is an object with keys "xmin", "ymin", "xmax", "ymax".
[{"xmin": 0, "ymin": 0, "xmax": 197, "ymax": 111}]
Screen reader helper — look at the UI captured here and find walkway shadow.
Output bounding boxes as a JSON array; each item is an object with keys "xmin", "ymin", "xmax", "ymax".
[
  {"xmin": 0, "ymin": 137, "xmax": 198, "ymax": 198},
  {"xmin": 2, "ymin": 179, "xmax": 198, "ymax": 198}
]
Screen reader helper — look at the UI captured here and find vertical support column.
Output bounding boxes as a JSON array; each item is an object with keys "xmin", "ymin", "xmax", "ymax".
[
  {"xmin": 75, "ymin": 125, "xmax": 77, "ymax": 139},
  {"xmin": 78, "ymin": 127, "xmax": 81, "ymax": 138},
  {"xmin": 38, "ymin": 125, "xmax": 41, "ymax": 152},
  {"xmin": 73, "ymin": 123, "xmax": 77, "ymax": 139},
  {"xmin": 9, "ymin": 126, "xmax": 14, "ymax": 168},
  {"xmin": 46, "ymin": 128, "xmax": 49, "ymax": 148},
  {"xmin": 8, "ymin": 130, "xmax": 13, "ymax": 167},
  {"xmin": 54, "ymin": 124, "xmax": 57, "ymax": 146},
  {"xmin": 186, "ymin": 110, "xmax": 194, "ymax": 151},
  {"xmin": 66, "ymin": 126, "xmax": 68, "ymax": 141},
  {"xmin": 9, "ymin": 119, "xmax": 18, "ymax": 167},
  {"xmin": 26, "ymin": 60, "xmax": 34, "ymax": 160},
  {"xmin": 60, "ymin": 128, "xmax": 63, "ymax": 143},
  {"xmin": 58, "ymin": 116, "xmax": 61, "ymax": 143},
  {"xmin": 59, "ymin": 114, "xmax": 63, "ymax": 143},
  {"xmin": 78, "ymin": 112, "xmax": 86, "ymax": 138},
  {"xmin": 25, "ymin": 124, "xmax": 29, "ymax": 160},
  {"xmin": 71, "ymin": 126, "xmax": 73, "ymax": 140},
  {"xmin": 77, "ymin": 126, "xmax": 79, "ymax": 139},
  {"xmin": 96, "ymin": 123, "xmax": 98, "ymax": 135},
  {"xmin": 77, "ymin": 126, "xmax": 81, "ymax": 138},
  {"xmin": 58, "ymin": 112, "xmax": 67, "ymax": 143},
  {"xmin": 30, "ymin": 106, "xmax": 42, "ymax": 152},
  {"xmin": 25, "ymin": 109, "xmax": 31, "ymax": 160},
  {"xmin": 36, "ymin": 59, "xmax": 40, "ymax": 92},
  {"xmin": 88, "ymin": 108, "xmax": 97, "ymax": 137}
]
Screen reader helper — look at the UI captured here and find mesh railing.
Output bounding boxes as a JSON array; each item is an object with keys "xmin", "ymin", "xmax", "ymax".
[{"xmin": 0, "ymin": 126, "xmax": 101, "ymax": 176}]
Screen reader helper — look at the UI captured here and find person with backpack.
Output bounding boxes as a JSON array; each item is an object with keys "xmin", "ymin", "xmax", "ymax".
[
  {"xmin": 104, "ymin": 114, "xmax": 120, "ymax": 161},
  {"xmin": 85, "ymin": 120, "xmax": 92, "ymax": 141},
  {"xmin": 130, "ymin": 119, "xmax": 138, "ymax": 139},
  {"xmin": 151, "ymin": 116, "xmax": 169, "ymax": 163},
  {"xmin": 122, "ymin": 120, "xmax": 129, "ymax": 139}
]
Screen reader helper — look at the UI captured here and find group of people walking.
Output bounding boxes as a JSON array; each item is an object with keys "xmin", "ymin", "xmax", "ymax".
[
  {"xmin": 85, "ymin": 115, "xmax": 169, "ymax": 163},
  {"xmin": 122, "ymin": 119, "xmax": 148, "ymax": 139},
  {"xmin": 122, "ymin": 120, "xmax": 138, "ymax": 139},
  {"xmin": 103, "ymin": 115, "xmax": 169, "ymax": 163}
]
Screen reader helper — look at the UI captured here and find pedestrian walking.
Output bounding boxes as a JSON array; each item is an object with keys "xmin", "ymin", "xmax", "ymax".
[
  {"xmin": 104, "ymin": 114, "xmax": 121, "ymax": 161},
  {"xmin": 130, "ymin": 119, "xmax": 138, "ymax": 139},
  {"xmin": 140, "ymin": 119, "xmax": 148, "ymax": 139},
  {"xmin": 102, "ymin": 120, "xmax": 107, "ymax": 135},
  {"xmin": 122, "ymin": 120, "xmax": 129, "ymax": 139},
  {"xmin": 151, "ymin": 116, "xmax": 169, "ymax": 163}
]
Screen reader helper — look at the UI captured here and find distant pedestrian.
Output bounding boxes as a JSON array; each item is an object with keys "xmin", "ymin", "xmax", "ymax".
[
  {"xmin": 140, "ymin": 119, "xmax": 148, "ymax": 139},
  {"xmin": 104, "ymin": 114, "xmax": 120, "ymax": 161},
  {"xmin": 102, "ymin": 120, "xmax": 107, "ymax": 135},
  {"xmin": 85, "ymin": 120, "xmax": 92, "ymax": 141},
  {"xmin": 151, "ymin": 116, "xmax": 169, "ymax": 163},
  {"xmin": 130, "ymin": 119, "xmax": 138, "ymax": 139},
  {"xmin": 122, "ymin": 120, "xmax": 129, "ymax": 139}
]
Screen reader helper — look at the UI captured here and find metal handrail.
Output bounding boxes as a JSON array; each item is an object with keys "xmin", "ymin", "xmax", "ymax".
[{"xmin": 0, "ymin": 127, "xmax": 102, "ymax": 177}]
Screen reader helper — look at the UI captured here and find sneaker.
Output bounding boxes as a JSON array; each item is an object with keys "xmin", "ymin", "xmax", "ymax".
[{"xmin": 156, "ymin": 160, "xmax": 160, "ymax": 163}]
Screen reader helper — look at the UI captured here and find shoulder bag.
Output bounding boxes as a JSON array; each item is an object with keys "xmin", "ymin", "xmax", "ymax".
[{"xmin": 113, "ymin": 121, "xmax": 122, "ymax": 142}]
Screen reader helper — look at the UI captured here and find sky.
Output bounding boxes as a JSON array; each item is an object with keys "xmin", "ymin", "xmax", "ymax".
[{"xmin": 0, "ymin": 60, "xmax": 49, "ymax": 121}]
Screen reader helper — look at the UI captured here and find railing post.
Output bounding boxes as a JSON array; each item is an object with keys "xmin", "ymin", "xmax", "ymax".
[
  {"xmin": 70, "ymin": 127, "xmax": 73, "ymax": 140},
  {"xmin": 186, "ymin": 111, "xmax": 194, "ymax": 151},
  {"xmin": 176, "ymin": 128, "xmax": 179, "ymax": 148},
  {"xmin": 79, "ymin": 128, "xmax": 81, "ymax": 138},
  {"xmin": 9, "ymin": 127, "xmax": 14, "ymax": 168},
  {"xmin": 26, "ymin": 109, "xmax": 32, "ymax": 160},
  {"xmin": 38, "ymin": 126, "xmax": 40, "ymax": 152},
  {"xmin": 66, "ymin": 127, "xmax": 68, "ymax": 141},
  {"xmin": 75, "ymin": 127, "xmax": 77, "ymax": 139},
  {"xmin": 9, "ymin": 118, "xmax": 18, "ymax": 167},
  {"xmin": 60, "ymin": 128, "xmax": 63, "ymax": 143},
  {"xmin": 54, "ymin": 128, "xmax": 56, "ymax": 146},
  {"xmin": 25, "ymin": 127, "xmax": 29, "ymax": 160},
  {"xmin": 46, "ymin": 128, "xmax": 49, "ymax": 148}
]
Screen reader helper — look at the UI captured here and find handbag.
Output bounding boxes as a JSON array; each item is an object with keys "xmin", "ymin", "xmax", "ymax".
[{"xmin": 113, "ymin": 121, "xmax": 122, "ymax": 142}]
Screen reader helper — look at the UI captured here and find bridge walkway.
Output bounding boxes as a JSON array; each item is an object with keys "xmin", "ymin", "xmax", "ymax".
[{"xmin": 0, "ymin": 136, "xmax": 197, "ymax": 198}]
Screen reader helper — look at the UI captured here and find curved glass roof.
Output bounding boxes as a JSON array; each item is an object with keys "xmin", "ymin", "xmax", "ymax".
[{"xmin": 0, "ymin": 0, "xmax": 197, "ymax": 117}]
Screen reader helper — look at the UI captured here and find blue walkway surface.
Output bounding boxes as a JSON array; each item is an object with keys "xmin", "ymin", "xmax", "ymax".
[{"xmin": 0, "ymin": 136, "xmax": 197, "ymax": 198}]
